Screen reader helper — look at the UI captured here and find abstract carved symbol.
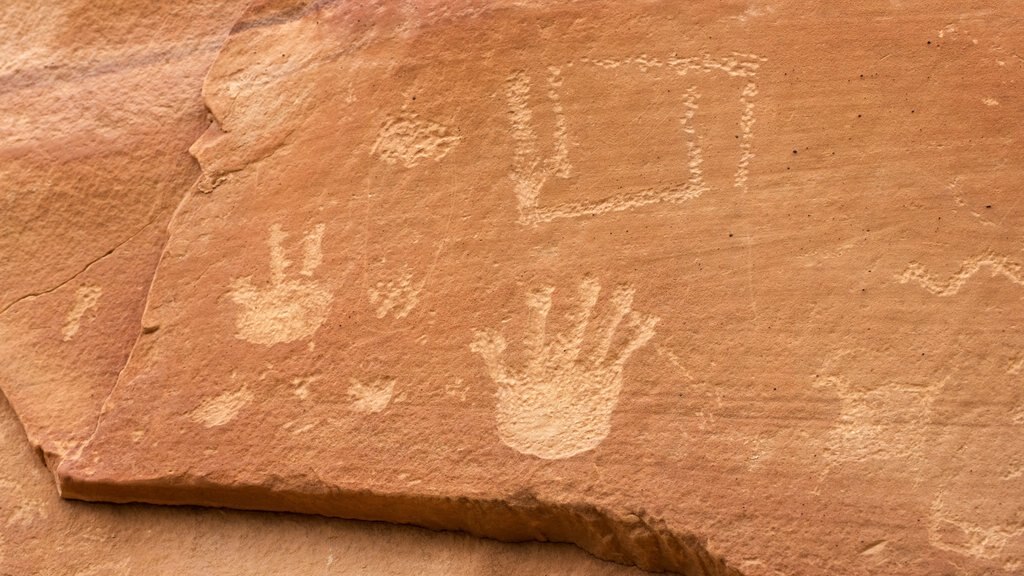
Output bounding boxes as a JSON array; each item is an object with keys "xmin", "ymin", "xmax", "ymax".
[
  {"xmin": 370, "ymin": 113, "xmax": 462, "ymax": 168},
  {"xmin": 229, "ymin": 223, "xmax": 333, "ymax": 345},
  {"xmin": 897, "ymin": 253, "xmax": 1024, "ymax": 296},
  {"xmin": 347, "ymin": 376, "xmax": 396, "ymax": 414},
  {"xmin": 368, "ymin": 264, "xmax": 424, "ymax": 319},
  {"xmin": 61, "ymin": 285, "xmax": 102, "ymax": 341},
  {"xmin": 469, "ymin": 277, "xmax": 659, "ymax": 459},
  {"xmin": 506, "ymin": 54, "xmax": 763, "ymax": 226}
]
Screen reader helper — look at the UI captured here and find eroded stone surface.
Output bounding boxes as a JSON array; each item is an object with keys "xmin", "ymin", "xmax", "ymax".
[
  {"xmin": 57, "ymin": 1, "xmax": 1024, "ymax": 574},
  {"xmin": 0, "ymin": 395, "xmax": 642, "ymax": 576},
  {"xmin": 0, "ymin": 0, "xmax": 249, "ymax": 463}
]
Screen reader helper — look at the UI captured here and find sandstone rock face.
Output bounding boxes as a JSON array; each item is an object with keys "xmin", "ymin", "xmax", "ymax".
[
  {"xmin": 52, "ymin": 1, "xmax": 1024, "ymax": 575},
  {"xmin": 0, "ymin": 2, "xmax": 641, "ymax": 574},
  {"xmin": 0, "ymin": 0, "xmax": 249, "ymax": 463},
  {"xmin": 0, "ymin": 395, "xmax": 641, "ymax": 576}
]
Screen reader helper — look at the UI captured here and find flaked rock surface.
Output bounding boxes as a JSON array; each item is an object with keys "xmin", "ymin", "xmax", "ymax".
[
  {"xmin": 0, "ymin": 0, "xmax": 249, "ymax": 465},
  {"xmin": 0, "ymin": 394, "xmax": 642, "ymax": 576},
  {"xmin": 20, "ymin": 0, "xmax": 1024, "ymax": 574}
]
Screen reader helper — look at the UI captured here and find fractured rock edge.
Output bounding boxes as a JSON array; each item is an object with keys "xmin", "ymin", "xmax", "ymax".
[
  {"xmin": 39, "ymin": 7, "xmax": 744, "ymax": 576},
  {"xmin": 56, "ymin": 467, "xmax": 740, "ymax": 576},
  {"xmin": 50, "ymin": 170, "xmax": 747, "ymax": 575}
]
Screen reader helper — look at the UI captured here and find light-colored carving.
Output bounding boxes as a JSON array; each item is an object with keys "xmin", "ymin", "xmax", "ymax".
[
  {"xmin": 348, "ymin": 377, "xmax": 396, "ymax": 413},
  {"xmin": 61, "ymin": 285, "xmax": 102, "ymax": 341},
  {"xmin": 73, "ymin": 559, "xmax": 131, "ymax": 576},
  {"xmin": 371, "ymin": 113, "xmax": 462, "ymax": 168},
  {"xmin": 898, "ymin": 253, "xmax": 1024, "ymax": 296},
  {"xmin": 368, "ymin": 265, "xmax": 424, "ymax": 319},
  {"xmin": 736, "ymin": 81, "xmax": 758, "ymax": 193},
  {"xmin": 581, "ymin": 53, "xmax": 763, "ymax": 77},
  {"xmin": 1006, "ymin": 355, "xmax": 1024, "ymax": 375},
  {"xmin": 928, "ymin": 492, "xmax": 1024, "ymax": 565},
  {"xmin": 189, "ymin": 387, "xmax": 254, "ymax": 428},
  {"xmin": 229, "ymin": 224, "xmax": 333, "ymax": 345},
  {"xmin": 445, "ymin": 377, "xmax": 470, "ymax": 401},
  {"xmin": 507, "ymin": 53, "xmax": 764, "ymax": 225},
  {"xmin": 506, "ymin": 67, "xmax": 573, "ymax": 225},
  {"xmin": 814, "ymin": 351, "xmax": 943, "ymax": 471},
  {"xmin": 470, "ymin": 277, "xmax": 659, "ymax": 459},
  {"xmin": 291, "ymin": 375, "xmax": 320, "ymax": 400}
]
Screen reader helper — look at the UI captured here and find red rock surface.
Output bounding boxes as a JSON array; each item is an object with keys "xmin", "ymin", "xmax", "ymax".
[
  {"xmin": 52, "ymin": 1, "xmax": 1024, "ymax": 575},
  {"xmin": 0, "ymin": 395, "xmax": 640, "ymax": 576},
  {"xmin": 0, "ymin": 0, "xmax": 249, "ymax": 464},
  {"xmin": 0, "ymin": 1, "xmax": 642, "ymax": 574}
]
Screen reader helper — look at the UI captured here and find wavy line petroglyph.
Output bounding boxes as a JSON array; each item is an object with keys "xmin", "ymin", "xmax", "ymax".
[
  {"xmin": 470, "ymin": 277, "xmax": 659, "ymax": 459},
  {"xmin": 507, "ymin": 54, "xmax": 764, "ymax": 225},
  {"xmin": 371, "ymin": 113, "xmax": 462, "ymax": 168},
  {"xmin": 897, "ymin": 253, "xmax": 1024, "ymax": 296},
  {"xmin": 229, "ymin": 223, "xmax": 333, "ymax": 345},
  {"xmin": 61, "ymin": 285, "xmax": 102, "ymax": 341}
]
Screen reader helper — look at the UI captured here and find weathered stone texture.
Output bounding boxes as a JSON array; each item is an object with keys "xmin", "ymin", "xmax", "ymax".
[
  {"xmin": 0, "ymin": 0, "xmax": 250, "ymax": 463},
  {"xmin": 52, "ymin": 1, "xmax": 1024, "ymax": 575},
  {"xmin": 2, "ymin": 1, "xmax": 1022, "ymax": 575},
  {"xmin": 0, "ymin": 395, "xmax": 640, "ymax": 576}
]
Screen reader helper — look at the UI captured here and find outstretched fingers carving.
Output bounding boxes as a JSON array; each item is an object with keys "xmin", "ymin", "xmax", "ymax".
[
  {"xmin": 470, "ymin": 276, "xmax": 659, "ymax": 459},
  {"xmin": 229, "ymin": 223, "xmax": 333, "ymax": 345}
]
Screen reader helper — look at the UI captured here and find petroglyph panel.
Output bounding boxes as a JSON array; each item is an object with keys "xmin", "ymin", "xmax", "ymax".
[{"xmin": 56, "ymin": 2, "xmax": 1024, "ymax": 575}]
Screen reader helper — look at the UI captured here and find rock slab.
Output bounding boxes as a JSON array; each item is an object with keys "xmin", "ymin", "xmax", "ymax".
[{"xmin": 56, "ymin": 1, "xmax": 1024, "ymax": 574}]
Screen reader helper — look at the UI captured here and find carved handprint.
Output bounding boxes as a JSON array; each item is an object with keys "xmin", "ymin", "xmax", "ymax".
[
  {"xmin": 229, "ymin": 223, "xmax": 333, "ymax": 345},
  {"xmin": 470, "ymin": 277, "xmax": 659, "ymax": 459}
]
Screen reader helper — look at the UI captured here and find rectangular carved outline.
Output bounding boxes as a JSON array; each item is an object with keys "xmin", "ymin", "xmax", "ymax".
[{"xmin": 507, "ymin": 53, "xmax": 765, "ymax": 225}]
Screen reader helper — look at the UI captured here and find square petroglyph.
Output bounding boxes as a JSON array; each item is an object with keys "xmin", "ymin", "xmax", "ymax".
[{"xmin": 507, "ymin": 53, "xmax": 764, "ymax": 225}]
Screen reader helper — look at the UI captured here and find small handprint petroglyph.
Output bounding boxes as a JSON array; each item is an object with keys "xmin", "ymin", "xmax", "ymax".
[
  {"xmin": 229, "ymin": 223, "xmax": 333, "ymax": 345},
  {"xmin": 470, "ymin": 276, "xmax": 659, "ymax": 459}
]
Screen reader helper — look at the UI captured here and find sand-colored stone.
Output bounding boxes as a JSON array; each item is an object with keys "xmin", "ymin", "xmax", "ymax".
[
  {"xmin": 55, "ymin": 1, "xmax": 1024, "ymax": 574},
  {"xmin": 0, "ymin": 2, "xmax": 641, "ymax": 574},
  {"xmin": 0, "ymin": 0, "xmax": 250, "ymax": 464},
  {"xmin": 0, "ymin": 394, "xmax": 641, "ymax": 576}
]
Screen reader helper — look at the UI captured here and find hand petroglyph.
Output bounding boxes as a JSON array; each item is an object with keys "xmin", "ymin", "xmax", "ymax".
[
  {"xmin": 229, "ymin": 223, "xmax": 333, "ymax": 345},
  {"xmin": 470, "ymin": 277, "xmax": 659, "ymax": 459}
]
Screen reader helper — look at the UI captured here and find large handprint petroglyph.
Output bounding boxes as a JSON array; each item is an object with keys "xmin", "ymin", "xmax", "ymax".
[
  {"xmin": 229, "ymin": 223, "xmax": 333, "ymax": 345},
  {"xmin": 470, "ymin": 277, "xmax": 659, "ymax": 459}
]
